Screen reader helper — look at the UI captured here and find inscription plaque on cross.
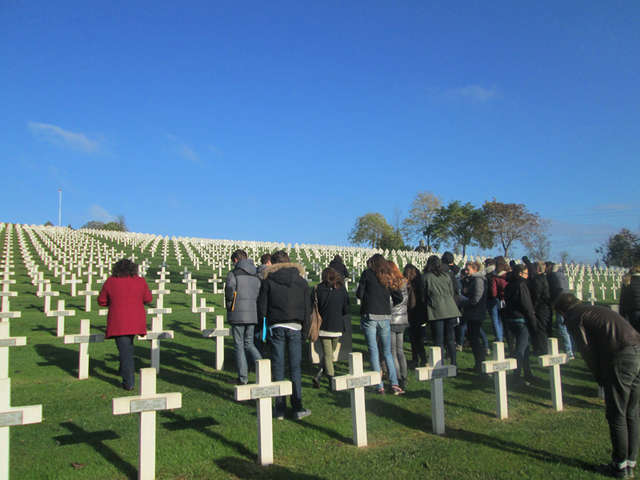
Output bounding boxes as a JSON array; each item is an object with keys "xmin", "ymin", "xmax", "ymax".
[
  {"xmin": 331, "ymin": 352, "xmax": 381, "ymax": 447},
  {"xmin": 415, "ymin": 346, "xmax": 457, "ymax": 435},
  {"xmin": 46, "ymin": 299, "xmax": 75, "ymax": 337},
  {"xmin": 0, "ymin": 322, "xmax": 26, "ymax": 379},
  {"xmin": 235, "ymin": 359, "xmax": 292, "ymax": 465},
  {"xmin": 63, "ymin": 319, "xmax": 105, "ymax": 379},
  {"xmin": 538, "ymin": 337, "xmax": 568, "ymax": 411},
  {"xmin": 482, "ymin": 342, "xmax": 517, "ymax": 419},
  {"xmin": 194, "ymin": 298, "xmax": 215, "ymax": 330},
  {"xmin": 0, "ymin": 377, "xmax": 42, "ymax": 479},
  {"xmin": 202, "ymin": 315, "xmax": 229, "ymax": 370},
  {"xmin": 113, "ymin": 368, "xmax": 181, "ymax": 480}
]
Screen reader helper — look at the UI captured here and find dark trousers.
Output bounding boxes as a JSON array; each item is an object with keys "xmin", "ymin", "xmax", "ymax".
[
  {"xmin": 467, "ymin": 317, "xmax": 486, "ymax": 370},
  {"xmin": 604, "ymin": 345, "xmax": 640, "ymax": 468},
  {"xmin": 115, "ymin": 335, "xmax": 135, "ymax": 389},
  {"xmin": 430, "ymin": 318, "xmax": 457, "ymax": 365},
  {"xmin": 270, "ymin": 328, "xmax": 303, "ymax": 413},
  {"xmin": 408, "ymin": 324, "xmax": 427, "ymax": 366},
  {"xmin": 506, "ymin": 321, "xmax": 531, "ymax": 377}
]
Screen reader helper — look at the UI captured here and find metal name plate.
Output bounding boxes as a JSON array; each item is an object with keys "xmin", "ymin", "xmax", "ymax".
[
  {"xmin": 250, "ymin": 385, "xmax": 280, "ymax": 399},
  {"xmin": 211, "ymin": 329, "xmax": 230, "ymax": 337},
  {"xmin": 548, "ymin": 356, "xmax": 566, "ymax": 365},
  {"xmin": 491, "ymin": 361, "xmax": 513, "ymax": 372},
  {"xmin": 73, "ymin": 335, "xmax": 91, "ymax": 343},
  {"xmin": 0, "ymin": 411, "xmax": 23, "ymax": 427},
  {"xmin": 130, "ymin": 397, "xmax": 167, "ymax": 413},
  {"xmin": 430, "ymin": 368, "xmax": 451, "ymax": 379},
  {"xmin": 0, "ymin": 339, "xmax": 17, "ymax": 347},
  {"xmin": 347, "ymin": 376, "xmax": 371, "ymax": 389}
]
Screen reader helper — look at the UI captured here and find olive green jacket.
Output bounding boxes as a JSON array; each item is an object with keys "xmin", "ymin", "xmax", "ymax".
[{"xmin": 423, "ymin": 272, "xmax": 461, "ymax": 321}]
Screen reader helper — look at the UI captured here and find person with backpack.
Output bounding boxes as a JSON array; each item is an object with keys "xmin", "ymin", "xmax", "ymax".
[
  {"xmin": 225, "ymin": 249, "xmax": 262, "ymax": 385},
  {"xmin": 311, "ymin": 267, "xmax": 349, "ymax": 389}
]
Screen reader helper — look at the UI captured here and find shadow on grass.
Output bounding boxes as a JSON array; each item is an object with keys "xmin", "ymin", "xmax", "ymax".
[
  {"xmin": 216, "ymin": 456, "xmax": 327, "ymax": 479},
  {"xmin": 53, "ymin": 421, "xmax": 136, "ymax": 479},
  {"xmin": 367, "ymin": 397, "xmax": 432, "ymax": 432},
  {"xmin": 446, "ymin": 427, "xmax": 594, "ymax": 471}
]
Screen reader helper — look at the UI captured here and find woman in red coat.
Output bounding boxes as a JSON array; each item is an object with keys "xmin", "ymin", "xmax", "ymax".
[{"xmin": 98, "ymin": 259, "xmax": 152, "ymax": 390}]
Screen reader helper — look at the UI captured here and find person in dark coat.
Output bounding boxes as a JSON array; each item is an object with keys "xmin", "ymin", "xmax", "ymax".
[
  {"xmin": 461, "ymin": 261, "xmax": 488, "ymax": 373},
  {"xmin": 528, "ymin": 261, "xmax": 552, "ymax": 355},
  {"xmin": 556, "ymin": 293, "xmax": 640, "ymax": 479},
  {"xmin": 258, "ymin": 250, "xmax": 312, "ymax": 420},
  {"xmin": 328, "ymin": 254, "xmax": 350, "ymax": 280},
  {"xmin": 225, "ymin": 249, "xmax": 262, "ymax": 385},
  {"xmin": 503, "ymin": 264, "xmax": 537, "ymax": 384},
  {"xmin": 404, "ymin": 263, "xmax": 427, "ymax": 367},
  {"xmin": 620, "ymin": 266, "xmax": 640, "ymax": 333},
  {"xmin": 546, "ymin": 262, "xmax": 574, "ymax": 358},
  {"xmin": 98, "ymin": 258, "xmax": 153, "ymax": 390},
  {"xmin": 312, "ymin": 267, "xmax": 349, "ymax": 388}
]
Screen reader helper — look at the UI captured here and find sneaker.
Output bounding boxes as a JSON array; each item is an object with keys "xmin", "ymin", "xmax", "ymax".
[
  {"xmin": 273, "ymin": 408, "xmax": 285, "ymax": 420},
  {"xmin": 294, "ymin": 409, "xmax": 311, "ymax": 420},
  {"xmin": 456, "ymin": 344, "xmax": 463, "ymax": 352},
  {"xmin": 391, "ymin": 385, "xmax": 405, "ymax": 396},
  {"xmin": 596, "ymin": 463, "xmax": 627, "ymax": 478},
  {"xmin": 376, "ymin": 387, "xmax": 385, "ymax": 394}
]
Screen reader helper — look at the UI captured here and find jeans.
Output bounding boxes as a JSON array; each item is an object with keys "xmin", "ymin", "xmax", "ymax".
[
  {"xmin": 431, "ymin": 318, "xmax": 458, "ymax": 366},
  {"xmin": 555, "ymin": 312, "xmax": 574, "ymax": 356},
  {"xmin": 232, "ymin": 324, "xmax": 262, "ymax": 384},
  {"xmin": 270, "ymin": 327, "xmax": 303, "ymax": 413},
  {"xmin": 390, "ymin": 326, "xmax": 407, "ymax": 384},
  {"xmin": 506, "ymin": 320, "xmax": 531, "ymax": 377},
  {"xmin": 115, "ymin": 335, "xmax": 135, "ymax": 389},
  {"xmin": 361, "ymin": 316, "xmax": 399, "ymax": 388},
  {"xmin": 487, "ymin": 298, "xmax": 504, "ymax": 342},
  {"xmin": 457, "ymin": 320, "xmax": 489, "ymax": 349},
  {"xmin": 604, "ymin": 345, "xmax": 640, "ymax": 468}
]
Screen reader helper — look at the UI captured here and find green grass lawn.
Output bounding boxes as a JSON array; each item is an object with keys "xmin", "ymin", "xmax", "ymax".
[{"xmin": 3, "ymin": 231, "xmax": 615, "ymax": 479}]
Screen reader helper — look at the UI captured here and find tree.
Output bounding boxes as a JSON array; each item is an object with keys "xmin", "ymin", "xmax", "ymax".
[
  {"xmin": 44, "ymin": 221, "xmax": 53, "ymax": 227},
  {"xmin": 81, "ymin": 215, "xmax": 128, "ymax": 232},
  {"xmin": 433, "ymin": 201, "xmax": 492, "ymax": 257},
  {"xmin": 527, "ymin": 230, "xmax": 551, "ymax": 261},
  {"xmin": 401, "ymin": 191, "xmax": 442, "ymax": 251},
  {"xmin": 559, "ymin": 251, "xmax": 571, "ymax": 264},
  {"xmin": 482, "ymin": 200, "xmax": 544, "ymax": 257},
  {"xmin": 349, "ymin": 213, "xmax": 402, "ymax": 249},
  {"xmin": 596, "ymin": 229, "xmax": 640, "ymax": 267}
]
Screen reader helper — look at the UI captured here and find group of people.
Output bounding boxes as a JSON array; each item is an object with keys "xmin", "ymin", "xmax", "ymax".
[{"xmin": 98, "ymin": 252, "xmax": 640, "ymax": 479}]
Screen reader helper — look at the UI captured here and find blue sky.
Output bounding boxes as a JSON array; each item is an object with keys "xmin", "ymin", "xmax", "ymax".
[{"xmin": 1, "ymin": 1, "xmax": 639, "ymax": 262}]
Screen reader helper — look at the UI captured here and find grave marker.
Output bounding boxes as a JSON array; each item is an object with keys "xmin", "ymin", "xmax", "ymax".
[
  {"xmin": 138, "ymin": 316, "xmax": 174, "ymax": 373},
  {"xmin": 113, "ymin": 368, "xmax": 181, "ymax": 480},
  {"xmin": 194, "ymin": 298, "xmax": 215, "ymax": 330},
  {"xmin": 202, "ymin": 315, "xmax": 229, "ymax": 370},
  {"xmin": 46, "ymin": 299, "xmax": 75, "ymax": 337},
  {"xmin": 0, "ymin": 323, "xmax": 26, "ymax": 379},
  {"xmin": 63, "ymin": 319, "xmax": 105, "ymax": 379},
  {"xmin": 481, "ymin": 342, "xmax": 517, "ymax": 420},
  {"xmin": 538, "ymin": 337, "xmax": 568, "ymax": 411},
  {"xmin": 415, "ymin": 347, "xmax": 457, "ymax": 435},
  {"xmin": 235, "ymin": 359, "xmax": 292, "ymax": 465},
  {"xmin": 331, "ymin": 352, "xmax": 381, "ymax": 447}
]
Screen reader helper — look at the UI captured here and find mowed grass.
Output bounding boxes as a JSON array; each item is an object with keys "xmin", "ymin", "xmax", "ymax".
[{"xmin": 4, "ymin": 233, "xmax": 614, "ymax": 479}]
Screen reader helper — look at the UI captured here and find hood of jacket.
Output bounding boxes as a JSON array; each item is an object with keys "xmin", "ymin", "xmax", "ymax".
[
  {"xmin": 485, "ymin": 265, "xmax": 496, "ymax": 276},
  {"xmin": 235, "ymin": 258, "xmax": 257, "ymax": 275},
  {"xmin": 263, "ymin": 262, "xmax": 306, "ymax": 286}
]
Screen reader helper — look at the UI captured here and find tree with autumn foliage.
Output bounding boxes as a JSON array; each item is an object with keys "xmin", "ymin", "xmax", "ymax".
[{"xmin": 482, "ymin": 200, "xmax": 545, "ymax": 257}]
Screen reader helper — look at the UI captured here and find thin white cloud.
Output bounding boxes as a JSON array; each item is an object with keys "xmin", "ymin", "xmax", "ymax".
[
  {"xmin": 167, "ymin": 134, "xmax": 201, "ymax": 164},
  {"xmin": 592, "ymin": 203, "xmax": 635, "ymax": 212},
  {"xmin": 448, "ymin": 85, "xmax": 498, "ymax": 102},
  {"xmin": 89, "ymin": 205, "xmax": 116, "ymax": 223},
  {"xmin": 28, "ymin": 122, "xmax": 100, "ymax": 153}
]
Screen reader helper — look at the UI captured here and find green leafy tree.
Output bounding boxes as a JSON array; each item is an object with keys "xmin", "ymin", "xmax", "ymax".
[
  {"xmin": 349, "ymin": 213, "xmax": 403, "ymax": 249},
  {"xmin": 81, "ymin": 215, "xmax": 128, "ymax": 232},
  {"xmin": 433, "ymin": 201, "xmax": 492, "ymax": 257},
  {"xmin": 596, "ymin": 229, "xmax": 640, "ymax": 267},
  {"xmin": 482, "ymin": 200, "xmax": 544, "ymax": 257},
  {"xmin": 44, "ymin": 221, "xmax": 53, "ymax": 226},
  {"xmin": 401, "ymin": 191, "xmax": 442, "ymax": 251}
]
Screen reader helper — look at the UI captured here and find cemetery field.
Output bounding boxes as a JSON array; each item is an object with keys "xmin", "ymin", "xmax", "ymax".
[{"xmin": 1, "ymin": 225, "xmax": 618, "ymax": 479}]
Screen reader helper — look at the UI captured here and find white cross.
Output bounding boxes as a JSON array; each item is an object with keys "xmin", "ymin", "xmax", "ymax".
[
  {"xmin": 0, "ymin": 322, "xmax": 26, "ymax": 379},
  {"xmin": 331, "ymin": 352, "xmax": 381, "ymax": 447},
  {"xmin": 185, "ymin": 280, "xmax": 202, "ymax": 313},
  {"xmin": 46, "ymin": 299, "xmax": 75, "ymax": 337},
  {"xmin": 194, "ymin": 298, "xmax": 215, "ymax": 331},
  {"xmin": 202, "ymin": 315, "xmax": 229, "ymax": 370},
  {"xmin": 235, "ymin": 359, "xmax": 292, "ymax": 466},
  {"xmin": 415, "ymin": 347, "xmax": 457, "ymax": 435},
  {"xmin": 112, "ymin": 368, "xmax": 181, "ymax": 480},
  {"xmin": 0, "ymin": 282, "xmax": 17, "ymax": 313},
  {"xmin": 0, "ymin": 377, "xmax": 42, "ymax": 479},
  {"xmin": 481, "ymin": 342, "xmax": 517, "ymax": 420},
  {"xmin": 538, "ymin": 337, "xmax": 568, "ymax": 411},
  {"xmin": 138, "ymin": 315, "xmax": 174, "ymax": 373},
  {"xmin": 65, "ymin": 273, "xmax": 83, "ymax": 297},
  {"xmin": 78, "ymin": 283, "xmax": 99, "ymax": 312},
  {"xmin": 63, "ymin": 319, "xmax": 105, "ymax": 380}
]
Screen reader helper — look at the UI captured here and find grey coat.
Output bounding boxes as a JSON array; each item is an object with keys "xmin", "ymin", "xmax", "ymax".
[{"xmin": 225, "ymin": 258, "xmax": 261, "ymax": 324}]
